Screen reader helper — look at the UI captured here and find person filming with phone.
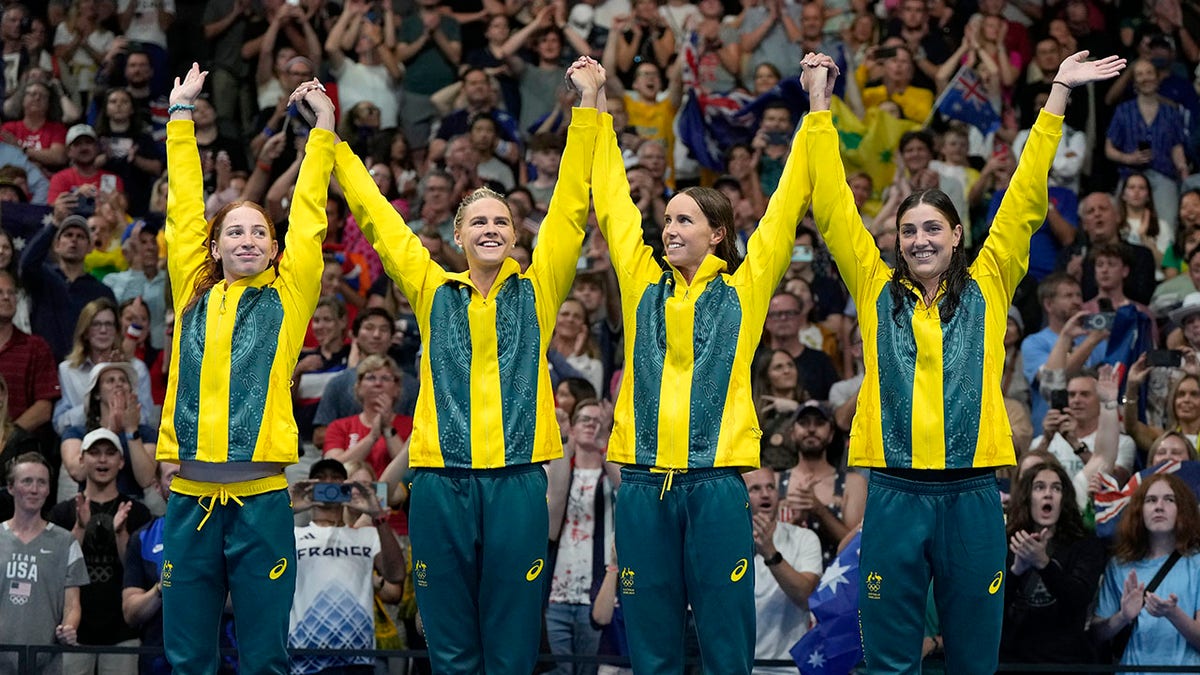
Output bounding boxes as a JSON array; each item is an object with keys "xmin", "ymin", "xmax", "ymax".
[
  {"xmin": 1031, "ymin": 370, "xmax": 1138, "ymax": 491},
  {"xmin": 288, "ymin": 458, "xmax": 407, "ymax": 675}
]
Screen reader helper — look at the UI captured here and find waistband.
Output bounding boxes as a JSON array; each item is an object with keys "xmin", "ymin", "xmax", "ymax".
[
  {"xmin": 413, "ymin": 463, "xmax": 544, "ymax": 479},
  {"xmin": 869, "ymin": 468, "xmax": 997, "ymax": 495},
  {"xmin": 619, "ymin": 465, "xmax": 742, "ymax": 486},
  {"xmin": 171, "ymin": 474, "xmax": 289, "ymax": 498}
]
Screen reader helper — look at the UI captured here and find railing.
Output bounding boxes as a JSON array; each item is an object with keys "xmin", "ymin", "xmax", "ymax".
[{"xmin": 2, "ymin": 644, "xmax": 1199, "ymax": 673}]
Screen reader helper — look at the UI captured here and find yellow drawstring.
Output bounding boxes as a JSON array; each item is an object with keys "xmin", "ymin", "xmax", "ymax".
[
  {"xmin": 650, "ymin": 468, "xmax": 686, "ymax": 500},
  {"xmin": 196, "ymin": 488, "xmax": 245, "ymax": 531}
]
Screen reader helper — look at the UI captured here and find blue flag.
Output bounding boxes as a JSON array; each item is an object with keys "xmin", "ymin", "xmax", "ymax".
[
  {"xmin": 792, "ymin": 531, "xmax": 863, "ymax": 674},
  {"xmin": 1, "ymin": 202, "xmax": 54, "ymax": 255},
  {"xmin": 933, "ymin": 65, "xmax": 1001, "ymax": 134}
]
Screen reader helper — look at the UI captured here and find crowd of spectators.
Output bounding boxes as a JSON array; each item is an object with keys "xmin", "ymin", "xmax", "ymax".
[{"xmin": 5, "ymin": 0, "xmax": 1200, "ymax": 672}]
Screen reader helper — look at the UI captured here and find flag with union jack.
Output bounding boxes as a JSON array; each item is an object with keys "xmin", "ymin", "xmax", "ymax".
[
  {"xmin": 1093, "ymin": 460, "xmax": 1200, "ymax": 538},
  {"xmin": 676, "ymin": 32, "xmax": 756, "ymax": 171},
  {"xmin": 932, "ymin": 65, "xmax": 1001, "ymax": 134}
]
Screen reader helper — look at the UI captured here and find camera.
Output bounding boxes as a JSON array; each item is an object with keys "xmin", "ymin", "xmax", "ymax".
[
  {"xmin": 1049, "ymin": 389, "xmax": 1068, "ymax": 410},
  {"xmin": 1147, "ymin": 349, "xmax": 1184, "ymax": 368},
  {"xmin": 312, "ymin": 482, "xmax": 353, "ymax": 503},
  {"xmin": 765, "ymin": 131, "xmax": 791, "ymax": 147},
  {"xmin": 74, "ymin": 192, "xmax": 95, "ymax": 218},
  {"xmin": 791, "ymin": 244, "xmax": 813, "ymax": 263},
  {"xmin": 875, "ymin": 46, "xmax": 898, "ymax": 61},
  {"xmin": 1082, "ymin": 312, "xmax": 1115, "ymax": 332}
]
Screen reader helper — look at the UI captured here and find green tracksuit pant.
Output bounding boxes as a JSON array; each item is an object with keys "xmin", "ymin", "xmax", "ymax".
[
  {"xmin": 408, "ymin": 464, "xmax": 549, "ymax": 675},
  {"xmin": 161, "ymin": 487, "xmax": 296, "ymax": 675},
  {"xmin": 614, "ymin": 466, "xmax": 755, "ymax": 675},
  {"xmin": 859, "ymin": 470, "xmax": 1005, "ymax": 675}
]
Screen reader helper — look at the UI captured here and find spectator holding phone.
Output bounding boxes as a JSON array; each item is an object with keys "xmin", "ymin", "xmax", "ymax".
[
  {"xmin": 1124, "ymin": 348, "xmax": 1200, "ymax": 455},
  {"xmin": 1081, "ymin": 242, "xmax": 1153, "ymax": 319},
  {"xmin": 47, "ymin": 124, "xmax": 125, "ymax": 207}
]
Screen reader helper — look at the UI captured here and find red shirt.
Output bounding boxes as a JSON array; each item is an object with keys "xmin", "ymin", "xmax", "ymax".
[
  {"xmin": 2, "ymin": 120, "xmax": 66, "ymax": 154},
  {"xmin": 48, "ymin": 167, "xmax": 125, "ymax": 204},
  {"xmin": 324, "ymin": 413, "xmax": 414, "ymax": 534},
  {"xmin": 0, "ymin": 329, "xmax": 60, "ymax": 421}
]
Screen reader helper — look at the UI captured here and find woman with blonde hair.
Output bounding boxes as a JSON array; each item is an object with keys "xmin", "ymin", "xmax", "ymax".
[
  {"xmin": 1124, "ymin": 356, "xmax": 1200, "ymax": 451},
  {"xmin": 52, "ymin": 297, "xmax": 152, "ymax": 435}
]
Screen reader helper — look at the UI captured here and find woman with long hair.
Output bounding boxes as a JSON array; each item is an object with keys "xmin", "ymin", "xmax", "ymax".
[
  {"xmin": 549, "ymin": 296, "xmax": 604, "ymax": 395},
  {"xmin": 329, "ymin": 58, "xmax": 604, "ymax": 672},
  {"xmin": 1120, "ymin": 172, "xmax": 1171, "ymax": 271},
  {"xmin": 93, "ymin": 87, "xmax": 162, "ymax": 216},
  {"xmin": 156, "ymin": 65, "xmax": 337, "ymax": 673},
  {"xmin": 51, "ymin": 297, "xmax": 153, "ymax": 435},
  {"xmin": 1000, "ymin": 460, "xmax": 1106, "ymax": 665},
  {"xmin": 801, "ymin": 50, "xmax": 1125, "ymax": 672},
  {"xmin": 1094, "ymin": 473, "xmax": 1200, "ymax": 667},
  {"xmin": 0, "ymin": 230, "xmax": 30, "ymax": 332},
  {"xmin": 590, "ymin": 51, "xmax": 816, "ymax": 670},
  {"xmin": 1124, "ymin": 355, "xmax": 1200, "ymax": 451},
  {"xmin": 752, "ymin": 348, "xmax": 806, "ymax": 471}
]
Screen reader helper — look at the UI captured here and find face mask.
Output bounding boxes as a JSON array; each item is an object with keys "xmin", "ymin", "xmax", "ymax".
[{"xmin": 791, "ymin": 245, "xmax": 814, "ymax": 263}]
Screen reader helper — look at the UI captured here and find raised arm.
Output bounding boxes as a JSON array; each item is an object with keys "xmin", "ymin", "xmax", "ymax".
[
  {"xmin": 980, "ymin": 52, "xmax": 1125, "ymax": 299},
  {"xmin": 165, "ymin": 64, "xmax": 213, "ymax": 310},
  {"xmin": 529, "ymin": 58, "xmax": 602, "ymax": 307},
  {"xmin": 802, "ymin": 53, "xmax": 887, "ymax": 301},
  {"xmin": 276, "ymin": 81, "xmax": 337, "ymax": 314},
  {"xmin": 590, "ymin": 103, "xmax": 662, "ymax": 287}
]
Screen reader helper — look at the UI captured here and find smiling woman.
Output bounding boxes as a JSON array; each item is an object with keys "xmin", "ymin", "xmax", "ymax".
[
  {"xmin": 156, "ymin": 65, "xmax": 337, "ymax": 673},
  {"xmin": 331, "ymin": 57, "xmax": 605, "ymax": 672},
  {"xmin": 802, "ymin": 50, "xmax": 1126, "ymax": 673}
]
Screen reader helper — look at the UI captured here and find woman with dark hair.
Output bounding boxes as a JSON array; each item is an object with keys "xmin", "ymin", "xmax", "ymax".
[
  {"xmin": 590, "ymin": 54, "xmax": 816, "ymax": 672},
  {"xmin": 1000, "ymin": 460, "xmax": 1106, "ymax": 666},
  {"xmin": 0, "ymin": 230, "xmax": 30, "ymax": 333},
  {"xmin": 801, "ymin": 50, "xmax": 1125, "ymax": 673},
  {"xmin": 1120, "ymin": 172, "xmax": 1170, "ymax": 271},
  {"xmin": 156, "ymin": 66, "xmax": 337, "ymax": 673},
  {"xmin": 93, "ymin": 87, "xmax": 162, "ymax": 216},
  {"xmin": 752, "ymin": 348, "xmax": 805, "ymax": 471},
  {"xmin": 1094, "ymin": 473, "xmax": 1200, "ymax": 668},
  {"xmin": 1161, "ymin": 188, "xmax": 1200, "ymax": 278},
  {"xmin": 0, "ymin": 80, "xmax": 67, "ymax": 171},
  {"xmin": 330, "ymin": 58, "xmax": 604, "ymax": 673},
  {"xmin": 555, "ymin": 376, "xmax": 598, "ymax": 419}
]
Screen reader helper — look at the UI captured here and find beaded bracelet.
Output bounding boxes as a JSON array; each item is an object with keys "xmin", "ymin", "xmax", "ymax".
[{"xmin": 167, "ymin": 103, "xmax": 196, "ymax": 115}]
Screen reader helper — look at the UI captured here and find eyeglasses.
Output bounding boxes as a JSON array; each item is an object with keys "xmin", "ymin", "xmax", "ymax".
[
  {"xmin": 362, "ymin": 373, "xmax": 396, "ymax": 384},
  {"xmin": 574, "ymin": 414, "xmax": 603, "ymax": 426},
  {"xmin": 766, "ymin": 310, "xmax": 800, "ymax": 320}
]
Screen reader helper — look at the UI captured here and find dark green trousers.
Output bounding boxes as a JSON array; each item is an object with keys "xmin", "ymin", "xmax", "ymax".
[
  {"xmin": 408, "ymin": 464, "xmax": 549, "ymax": 675},
  {"xmin": 859, "ymin": 471, "xmax": 1005, "ymax": 675},
  {"xmin": 614, "ymin": 466, "xmax": 755, "ymax": 675},
  {"xmin": 161, "ymin": 488, "xmax": 296, "ymax": 675}
]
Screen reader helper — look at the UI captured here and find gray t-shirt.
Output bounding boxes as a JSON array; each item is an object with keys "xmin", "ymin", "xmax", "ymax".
[
  {"xmin": 518, "ymin": 65, "xmax": 567, "ymax": 134},
  {"xmin": 738, "ymin": 5, "xmax": 803, "ymax": 82},
  {"xmin": 0, "ymin": 522, "xmax": 89, "ymax": 675}
]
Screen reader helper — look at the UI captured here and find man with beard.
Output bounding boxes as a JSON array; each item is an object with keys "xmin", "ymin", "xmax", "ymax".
[
  {"xmin": 778, "ymin": 401, "xmax": 866, "ymax": 566},
  {"xmin": 743, "ymin": 467, "xmax": 822, "ymax": 675}
]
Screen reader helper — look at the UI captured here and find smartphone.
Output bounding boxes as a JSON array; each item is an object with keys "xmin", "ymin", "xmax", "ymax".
[
  {"xmin": 1049, "ymin": 389, "xmax": 1069, "ymax": 410},
  {"xmin": 791, "ymin": 244, "xmax": 814, "ymax": 263},
  {"xmin": 875, "ymin": 46, "xmax": 898, "ymax": 60},
  {"xmin": 1138, "ymin": 140, "xmax": 1152, "ymax": 151},
  {"xmin": 1097, "ymin": 298, "xmax": 1114, "ymax": 312},
  {"xmin": 1147, "ymin": 349, "xmax": 1184, "ymax": 368},
  {"xmin": 765, "ymin": 131, "xmax": 791, "ymax": 146},
  {"xmin": 312, "ymin": 482, "xmax": 353, "ymax": 503},
  {"xmin": 100, "ymin": 174, "xmax": 117, "ymax": 194},
  {"xmin": 374, "ymin": 481, "xmax": 388, "ymax": 504}
]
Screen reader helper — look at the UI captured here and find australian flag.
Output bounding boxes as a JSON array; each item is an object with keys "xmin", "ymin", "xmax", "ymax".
[
  {"xmin": 791, "ymin": 530, "xmax": 864, "ymax": 674},
  {"xmin": 1094, "ymin": 460, "xmax": 1200, "ymax": 538},
  {"xmin": 677, "ymin": 33, "xmax": 756, "ymax": 171},
  {"xmin": 1, "ymin": 202, "xmax": 54, "ymax": 256},
  {"xmin": 933, "ymin": 65, "xmax": 1001, "ymax": 134}
]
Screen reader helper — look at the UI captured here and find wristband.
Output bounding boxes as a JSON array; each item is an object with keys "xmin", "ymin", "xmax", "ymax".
[
  {"xmin": 262, "ymin": 125, "xmax": 276, "ymax": 138},
  {"xmin": 168, "ymin": 103, "xmax": 196, "ymax": 115},
  {"xmin": 1051, "ymin": 80, "xmax": 1073, "ymax": 90},
  {"xmin": 256, "ymin": 160, "xmax": 273, "ymax": 173},
  {"xmin": 605, "ymin": 564, "xmax": 619, "ymax": 573},
  {"xmin": 763, "ymin": 551, "xmax": 784, "ymax": 566},
  {"xmin": 372, "ymin": 513, "xmax": 388, "ymax": 526}
]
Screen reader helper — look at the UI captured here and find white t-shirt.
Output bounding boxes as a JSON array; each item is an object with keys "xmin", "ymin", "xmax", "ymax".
[
  {"xmin": 289, "ymin": 524, "xmax": 380, "ymax": 674},
  {"xmin": 549, "ymin": 467, "xmax": 614, "ymax": 605},
  {"xmin": 1030, "ymin": 429, "xmax": 1137, "ymax": 509},
  {"xmin": 754, "ymin": 522, "xmax": 823, "ymax": 674},
  {"xmin": 118, "ymin": 0, "xmax": 175, "ymax": 48},
  {"xmin": 331, "ymin": 59, "xmax": 399, "ymax": 130},
  {"xmin": 52, "ymin": 24, "xmax": 115, "ymax": 95}
]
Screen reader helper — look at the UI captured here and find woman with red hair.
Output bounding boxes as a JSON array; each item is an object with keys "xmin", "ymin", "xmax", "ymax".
[{"xmin": 156, "ymin": 65, "xmax": 337, "ymax": 674}]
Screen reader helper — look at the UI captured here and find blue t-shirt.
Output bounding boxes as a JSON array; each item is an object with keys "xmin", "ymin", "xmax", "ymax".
[{"xmin": 1098, "ymin": 552, "xmax": 1200, "ymax": 669}]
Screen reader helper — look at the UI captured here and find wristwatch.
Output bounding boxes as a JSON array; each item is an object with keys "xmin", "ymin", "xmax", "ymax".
[
  {"xmin": 126, "ymin": 429, "xmax": 142, "ymax": 441},
  {"xmin": 764, "ymin": 551, "xmax": 784, "ymax": 566},
  {"xmin": 1074, "ymin": 442, "xmax": 1089, "ymax": 456}
]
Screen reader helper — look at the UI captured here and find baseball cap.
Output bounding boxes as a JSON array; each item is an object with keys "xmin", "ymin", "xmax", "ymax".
[
  {"xmin": 56, "ymin": 214, "xmax": 90, "ymax": 238},
  {"xmin": 86, "ymin": 362, "xmax": 138, "ymax": 396},
  {"xmin": 66, "ymin": 124, "xmax": 97, "ymax": 145},
  {"xmin": 796, "ymin": 400, "xmax": 832, "ymax": 421},
  {"xmin": 82, "ymin": 428, "xmax": 123, "ymax": 453}
]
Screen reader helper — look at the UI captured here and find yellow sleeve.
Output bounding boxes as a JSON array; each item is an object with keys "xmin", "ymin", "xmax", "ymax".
[
  {"xmin": 334, "ymin": 141, "xmax": 444, "ymax": 309},
  {"xmin": 276, "ymin": 128, "xmax": 335, "ymax": 319},
  {"xmin": 805, "ymin": 110, "xmax": 888, "ymax": 301},
  {"xmin": 528, "ymin": 107, "xmax": 599, "ymax": 314},
  {"xmin": 975, "ymin": 110, "xmax": 1063, "ymax": 298},
  {"xmin": 164, "ymin": 120, "xmax": 209, "ymax": 310},
  {"xmin": 734, "ymin": 117, "xmax": 813, "ymax": 308},
  {"xmin": 591, "ymin": 113, "xmax": 663, "ymax": 287}
]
